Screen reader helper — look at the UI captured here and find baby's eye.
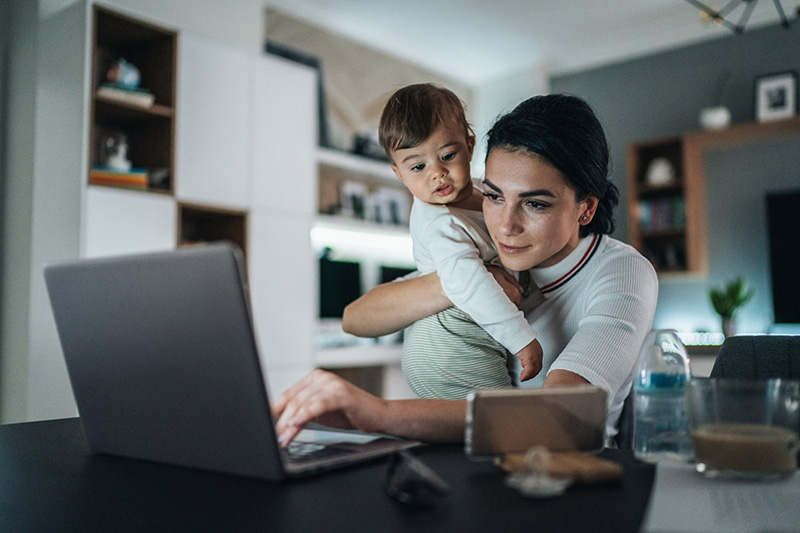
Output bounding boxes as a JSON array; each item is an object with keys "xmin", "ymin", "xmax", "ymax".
[
  {"xmin": 442, "ymin": 152, "xmax": 456, "ymax": 161},
  {"xmin": 411, "ymin": 163, "xmax": 426, "ymax": 172}
]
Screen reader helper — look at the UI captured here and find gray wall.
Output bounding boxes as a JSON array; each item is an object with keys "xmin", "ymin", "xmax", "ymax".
[
  {"xmin": 1, "ymin": 0, "xmax": 39, "ymax": 423},
  {"xmin": 551, "ymin": 22, "xmax": 800, "ymax": 336}
]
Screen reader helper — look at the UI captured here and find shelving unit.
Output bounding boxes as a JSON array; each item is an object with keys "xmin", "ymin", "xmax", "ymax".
[
  {"xmin": 312, "ymin": 149, "xmax": 415, "ymax": 398},
  {"xmin": 178, "ymin": 203, "xmax": 248, "ymax": 259},
  {"xmin": 626, "ymin": 136, "xmax": 696, "ymax": 273},
  {"xmin": 627, "ymin": 116, "xmax": 800, "ymax": 275},
  {"xmin": 89, "ymin": 6, "xmax": 176, "ymax": 194},
  {"xmin": 317, "ymin": 148, "xmax": 411, "ymax": 224}
]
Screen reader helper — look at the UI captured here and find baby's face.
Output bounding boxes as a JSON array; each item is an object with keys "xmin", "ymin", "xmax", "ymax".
[{"xmin": 390, "ymin": 120, "xmax": 474, "ymax": 207}]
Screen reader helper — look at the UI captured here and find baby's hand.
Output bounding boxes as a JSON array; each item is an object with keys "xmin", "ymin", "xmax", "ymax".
[{"xmin": 516, "ymin": 340, "xmax": 543, "ymax": 382}]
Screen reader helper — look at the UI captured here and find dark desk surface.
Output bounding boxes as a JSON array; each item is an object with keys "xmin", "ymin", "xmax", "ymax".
[{"xmin": 0, "ymin": 418, "xmax": 654, "ymax": 532}]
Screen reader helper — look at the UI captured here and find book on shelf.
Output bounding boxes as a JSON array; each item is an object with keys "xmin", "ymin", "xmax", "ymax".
[
  {"xmin": 637, "ymin": 197, "xmax": 686, "ymax": 232},
  {"xmin": 96, "ymin": 83, "xmax": 155, "ymax": 107},
  {"xmin": 89, "ymin": 167, "xmax": 148, "ymax": 189}
]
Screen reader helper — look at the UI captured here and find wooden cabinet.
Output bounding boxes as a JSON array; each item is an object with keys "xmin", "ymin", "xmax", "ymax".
[
  {"xmin": 89, "ymin": 6, "xmax": 176, "ymax": 194},
  {"xmin": 626, "ymin": 137, "xmax": 704, "ymax": 273},
  {"xmin": 627, "ymin": 116, "xmax": 800, "ymax": 275}
]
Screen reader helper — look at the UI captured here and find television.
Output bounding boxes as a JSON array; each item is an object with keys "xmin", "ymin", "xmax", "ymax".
[
  {"xmin": 318, "ymin": 256, "xmax": 361, "ymax": 319},
  {"xmin": 379, "ymin": 265, "xmax": 416, "ymax": 284},
  {"xmin": 766, "ymin": 189, "xmax": 800, "ymax": 324}
]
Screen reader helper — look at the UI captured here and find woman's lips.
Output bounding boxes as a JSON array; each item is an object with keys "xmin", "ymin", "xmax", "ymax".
[
  {"xmin": 498, "ymin": 242, "xmax": 530, "ymax": 255},
  {"xmin": 434, "ymin": 184, "xmax": 454, "ymax": 197}
]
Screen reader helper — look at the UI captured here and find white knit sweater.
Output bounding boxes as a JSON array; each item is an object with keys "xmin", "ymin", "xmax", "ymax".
[{"xmin": 521, "ymin": 234, "xmax": 659, "ymax": 443}]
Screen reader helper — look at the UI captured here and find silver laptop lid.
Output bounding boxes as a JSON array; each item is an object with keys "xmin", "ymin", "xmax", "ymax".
[{"xmin": 44, "ymin": 243, "xmax": 286, "ymax": 480}]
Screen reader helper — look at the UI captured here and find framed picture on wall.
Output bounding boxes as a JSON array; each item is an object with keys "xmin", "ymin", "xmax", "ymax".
[{"xmin": 754, "ymin": 71, "xmax": 797, "ymax": 123}]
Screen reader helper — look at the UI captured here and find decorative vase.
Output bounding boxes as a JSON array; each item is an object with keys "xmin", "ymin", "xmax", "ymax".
[
  {"xmin": 721, "ymin": 317, "xmax": 737, "ymax": 338},
  {"xmin": 699, "ymin": 106, "xmax": 731, "ymax": 130}
]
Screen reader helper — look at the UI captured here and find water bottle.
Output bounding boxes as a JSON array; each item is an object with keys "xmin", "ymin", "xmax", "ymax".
[{"xmin": 633, "ymin": 329, "xmax": 693, "ymax": 463}]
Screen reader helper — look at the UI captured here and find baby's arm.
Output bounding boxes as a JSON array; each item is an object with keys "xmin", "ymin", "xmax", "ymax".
[{"xmin": 427, "ymin": 220, "xmax": 540, "ymax": 371}]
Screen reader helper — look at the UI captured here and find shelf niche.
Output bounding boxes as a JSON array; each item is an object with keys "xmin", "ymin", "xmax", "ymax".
[
  {"xmin": 627, "ymin": 116, "xmax": 800, "ymax": 275},
  {"xmin": 89, "ymin": 6, "xmax": 177, "ymax": 194},
  {"xmin": 179, "ymin": 204, "xmax": 248, "ymax": 261}
]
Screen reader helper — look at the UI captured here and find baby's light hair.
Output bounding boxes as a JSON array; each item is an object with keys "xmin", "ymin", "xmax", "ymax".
[{"xmin": 379, "ymin": 83, "xmax": 473, "ymax": 157}]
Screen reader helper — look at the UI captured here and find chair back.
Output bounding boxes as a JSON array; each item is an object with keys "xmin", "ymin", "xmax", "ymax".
[{"xmin": 710, "ymin": 336, "xmax": 800, "ymax": 379}]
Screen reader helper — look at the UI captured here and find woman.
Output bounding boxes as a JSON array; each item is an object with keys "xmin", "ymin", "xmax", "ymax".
[{"xmin": 274, "ymin": 94, "xmax": 658, "ymax": 446}]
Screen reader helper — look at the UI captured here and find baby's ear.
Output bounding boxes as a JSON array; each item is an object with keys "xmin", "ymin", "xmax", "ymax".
[
  {"xmin": 467, "ymin": 135, "xmax": 475, "ymax": 158},
  {"xmin": 390, "ymin": 163, "xmax": 401, "ymax": 180}
]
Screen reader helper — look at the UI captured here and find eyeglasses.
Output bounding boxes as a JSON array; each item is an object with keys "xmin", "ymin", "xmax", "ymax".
[{"xmin": 385, "ymin": 450, "xmax": 450, "ymax": 506}]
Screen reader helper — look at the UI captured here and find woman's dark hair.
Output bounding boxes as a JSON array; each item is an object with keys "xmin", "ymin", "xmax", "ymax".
[{"xmin": 485, "ymin": 94, "xmax": 618, "ymax": 237}]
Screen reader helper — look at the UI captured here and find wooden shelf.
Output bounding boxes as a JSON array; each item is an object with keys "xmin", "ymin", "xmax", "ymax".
[
  {"xmin": 685, "ymin": 116, "xmax": 800, "ymax": 149},
  {"xmin": 640, "ymin": 228, "xmax": 686, "ymax": 239},
  {"xmin": 636, "ymin": 183, "xmax": 684, "ymax": 198},
  {"xmin": 94, "ymin": 95, "xmax": 174, "ymax": 119},
  {"xmin": 627, "ymin": 116, "xmax": 800, "ymax": 275}
]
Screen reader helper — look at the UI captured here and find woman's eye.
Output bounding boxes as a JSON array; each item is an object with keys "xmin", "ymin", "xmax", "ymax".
[
  {"xmin": 442, "ymin": 152, "xmax": 456, "ymax": 161},
  {"xmin": 482, "ymin": 192, "xmax": 501, "ymax": 202},
  {"xmin": 525, "ymin": 200, "xmax": 548, "ymax": 209}
]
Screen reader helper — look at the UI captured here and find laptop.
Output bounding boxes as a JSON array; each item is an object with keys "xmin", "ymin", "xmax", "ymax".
[{"xmin": 44, "ymin": 243, "xmax": 418, "ymax": 481}]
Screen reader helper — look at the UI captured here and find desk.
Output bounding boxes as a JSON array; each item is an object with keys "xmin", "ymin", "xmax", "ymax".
[{"xmin": 0, "ymin": 418, "xmax": 654, "ymax": 532}]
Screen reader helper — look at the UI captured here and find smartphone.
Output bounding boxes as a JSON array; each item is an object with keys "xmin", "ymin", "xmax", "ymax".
[{"xmin": 465, "ymin": 386, "xmax": 608, "ymax": 458}]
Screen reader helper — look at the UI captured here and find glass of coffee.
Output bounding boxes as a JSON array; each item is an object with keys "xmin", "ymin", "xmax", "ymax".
[{"xmin": 686, "ymin": 379, "xmax": 799, "ymax": 479}]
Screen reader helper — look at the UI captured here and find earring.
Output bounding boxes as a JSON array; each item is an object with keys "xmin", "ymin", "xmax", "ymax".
[{"xmin": 581, "ymin": 216, "xmax": 588, "ymax": 222}]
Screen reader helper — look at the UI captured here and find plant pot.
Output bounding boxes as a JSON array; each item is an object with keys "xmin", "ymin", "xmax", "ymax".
[{"xmin": 721, "ymin": 317, "xmax": 737, "ymax": 338}]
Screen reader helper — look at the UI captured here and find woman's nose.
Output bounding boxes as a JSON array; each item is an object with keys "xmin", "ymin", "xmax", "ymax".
[{"xmin": 499, "ymin": 207, "xmax": 522, "ymax": 235}]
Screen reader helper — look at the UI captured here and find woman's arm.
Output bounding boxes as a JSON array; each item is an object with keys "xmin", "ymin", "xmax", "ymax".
[
  {"xmin": 272, "ymin": 368, "xmax": 589, "ymax": 446},
  {"xmin": 273, "ymin": 369, "xmax": 466, "ymax": 444},
  {"xmin": 342, "ymin": 266, "xmax": 524, "ymax": 338},
  {"xmin": 342, "ymin": 272, "xmax": 450, "ymax": 337}
]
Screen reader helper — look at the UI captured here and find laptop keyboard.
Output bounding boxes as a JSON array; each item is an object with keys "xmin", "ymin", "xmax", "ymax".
[{"xmin": 286, "ymin": 441, "xmax": 353, "ymax": 463}]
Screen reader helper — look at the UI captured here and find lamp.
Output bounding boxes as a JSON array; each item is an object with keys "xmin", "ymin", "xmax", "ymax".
[{"xmin": 685, "ymin": 0, "xmax": 797, "ymax": 34}]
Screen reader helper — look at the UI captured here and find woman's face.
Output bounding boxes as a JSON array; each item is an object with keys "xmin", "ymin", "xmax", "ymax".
[{"xmin": 482, "ymin": 148, "xmax": 598, "ymax": 271}]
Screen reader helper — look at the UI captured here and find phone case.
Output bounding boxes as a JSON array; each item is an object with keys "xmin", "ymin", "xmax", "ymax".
[{"xmin": 465, "ymin": 386, "xmax": 608, "ymax": 458}]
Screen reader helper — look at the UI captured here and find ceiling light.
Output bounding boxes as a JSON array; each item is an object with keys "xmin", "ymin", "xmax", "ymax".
[{"xmin": 685, "ymin": 0, "xmax": 794, "ymax": 34}]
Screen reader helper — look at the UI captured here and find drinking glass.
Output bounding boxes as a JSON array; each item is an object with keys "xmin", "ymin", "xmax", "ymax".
[{"xmin": 686, "ymin": 379, "xmax": 800, "ymax": 479}]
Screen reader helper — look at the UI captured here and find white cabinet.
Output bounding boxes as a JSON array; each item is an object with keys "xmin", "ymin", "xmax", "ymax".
[
  {"xmin": 83, "ymin": 186, "xmax": 177, "ymax": 258},
  {"xmin": 175, "ymin": 32, "xmax": 251, "ymax": 210},
  {"xmin": 252, "ymin": 55, "xmax": 317, "ymax": 216},
  {"xmin": 247, "ymin": 211, "xmax": 316, "ymax": 390}
]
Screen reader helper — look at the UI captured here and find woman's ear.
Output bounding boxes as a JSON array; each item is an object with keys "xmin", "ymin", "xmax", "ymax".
[{"xmin": 579, "ymin": 195, "xmax": 599, "ymax": 226}]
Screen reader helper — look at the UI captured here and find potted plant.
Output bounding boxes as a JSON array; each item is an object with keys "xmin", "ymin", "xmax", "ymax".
[{"xmin": 708, "ymin": 277, "xmax": 754, "ymax": 337}]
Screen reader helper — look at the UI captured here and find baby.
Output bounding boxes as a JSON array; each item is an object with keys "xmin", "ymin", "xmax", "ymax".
[{"xmin": 378, "ymin": 83, "xmax": 542, "ymax": 399}]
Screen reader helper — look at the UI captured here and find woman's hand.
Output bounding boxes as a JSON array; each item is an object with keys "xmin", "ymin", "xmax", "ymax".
[
  {"xmin": 486, "ymin": 265, "xmax": 524, "ymax": 308},
  {"xmin": 273, "ymin": 369, "xmax": 388, "ymax": 446},
  {"xmin": 273, "ymin": 370, "xmax": 468, "ymax": 445}
]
